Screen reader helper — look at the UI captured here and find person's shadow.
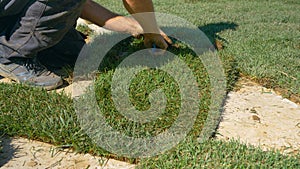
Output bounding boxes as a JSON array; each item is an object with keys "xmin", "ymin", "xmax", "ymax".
[
  {"xmin": 0, "ymin": 135, "xmax": 15, "ymax": 167},
  {"xmin": 198, "ymin": 22, "xmax": 238, "ymax": 48}
]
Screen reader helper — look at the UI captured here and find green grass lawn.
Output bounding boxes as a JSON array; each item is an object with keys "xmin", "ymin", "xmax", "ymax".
[
  {"xmin": 0, "ymin": 0, "xmax": 299, "ymax": 168},
  {"xmin": 99, "ymin": 0, "xmax": 300, "ymax": 98},
  {"xmin": 139, "ymin": 138, "xmax": 300, "ymax": 168}
]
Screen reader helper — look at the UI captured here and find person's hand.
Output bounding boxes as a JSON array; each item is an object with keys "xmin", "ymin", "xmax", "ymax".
[
  {"xmin": 112, "ymin": 16, "xmax": 172, "ymax": 50},
  {"xmin": 143, "ymin": 29, "xmax": 172, "ymax": 50},
  {"xmin": 122, "ymin": 16, "xmax": 144, "ymax": 37}
]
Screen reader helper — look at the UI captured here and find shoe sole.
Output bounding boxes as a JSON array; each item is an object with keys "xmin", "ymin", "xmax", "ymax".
[
  {"xmin": 0, "ymin": 64, "xmax": 20, "ymax": 82},
  {"xmin": 0, "ymin": 64, "xmax": 63, "ymax": 91},
  {"xmin": 43, "ymin": 80, "xmax": 64, "ymax": 91}
]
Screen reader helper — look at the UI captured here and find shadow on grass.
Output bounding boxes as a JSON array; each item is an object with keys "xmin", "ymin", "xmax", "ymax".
[
  {"xmin": 199, "ymin": 22, "xmax": 238, "ymax": 45},
  {"xmin": 0, "ymin": 135, "xmax": 14, "ymax": 167},
  {"xmin": 88, "ymin": 24, "xmax": 233, "ymax": 72}
]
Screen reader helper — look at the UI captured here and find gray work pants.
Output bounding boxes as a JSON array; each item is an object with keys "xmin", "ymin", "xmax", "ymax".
[{"xmin": 0, "ymin": 0, "xmax": 86, "ymax": 68}]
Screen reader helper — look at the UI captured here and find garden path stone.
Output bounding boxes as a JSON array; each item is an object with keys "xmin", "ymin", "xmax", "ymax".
[
  {"xmin": 0, "ymin": 137, "xmax": 135, "ymax": 169},
  {"xmin": 0, "ymin": 76, "xmax": 12, "ymax": 84},
  {"xmin": 216, "ymin": 77, "xmax": 300, "ymax": 155},
  {"xmin": 56, "ymin": 80, "xmax": 93, "ymax": 98}
]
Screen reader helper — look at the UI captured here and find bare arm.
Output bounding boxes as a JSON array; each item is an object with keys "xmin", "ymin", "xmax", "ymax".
[
  {"xmin": 80, "ymin": 0, "xmax": 142, "ymax": 36},
  {"xmin": 122, "ymin": 0, "xmax": 159, "ymax": 33},
  {"xmin": 80, "ymin": 0, "xmax": 171, "ymax": 49},
  {"xmin": 122, "ymin": 0, "xmax": 171, "ymax": 49}
]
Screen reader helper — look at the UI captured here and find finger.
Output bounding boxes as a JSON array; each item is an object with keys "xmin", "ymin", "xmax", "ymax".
[
  {"xmin": 159, "ymin": 30, "xmax": 173, "ymax": 45},
  {"xmin": 163, "ymin": 34, "xmax": 173, "ymax": 45},
  {"xmin": 155, "ymin": 39, "xmax": 168, "ymax": 50},
  {"xmin": 144, "ymin": 38, "xmax": 153, "ymax": 48},
  {"xmin": 143, "ymin": 34, "xmax": 168, "ymax": 50},
  {"xmin": 133, "ymin": 34, "xmax": 142, "ymax": 39}
]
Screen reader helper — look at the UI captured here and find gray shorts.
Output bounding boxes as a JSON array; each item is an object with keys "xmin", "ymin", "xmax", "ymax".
[{"xmin": 0, "ymin": 0, "xmax": 86, "ymax": 68}]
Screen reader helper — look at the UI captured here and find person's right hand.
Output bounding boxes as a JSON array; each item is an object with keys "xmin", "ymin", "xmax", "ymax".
[{"xmin": 143, "ymin": 30, "xmax": 172, "ymax": 50}]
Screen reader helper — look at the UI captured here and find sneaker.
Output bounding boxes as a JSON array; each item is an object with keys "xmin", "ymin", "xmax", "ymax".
[{"xmin": 0, "ymin": 57, "xmax": 63, "ymax": 90}]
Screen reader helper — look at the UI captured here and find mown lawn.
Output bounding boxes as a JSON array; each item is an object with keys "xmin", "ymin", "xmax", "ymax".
[
  {"xmin": 0, "ymin": 0, "xmax": 299, "ymax": 168},
  {"xmin": 99, "ymin": 0, "xmax": 300, "ymax": 98}
]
